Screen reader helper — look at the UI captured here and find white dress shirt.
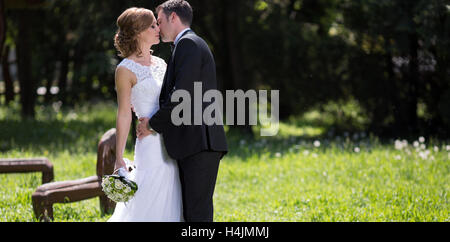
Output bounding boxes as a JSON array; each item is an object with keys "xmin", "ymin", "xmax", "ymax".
[{"xmin": 172, "ymin": 28, "xmax": 191, "ymax": 55}]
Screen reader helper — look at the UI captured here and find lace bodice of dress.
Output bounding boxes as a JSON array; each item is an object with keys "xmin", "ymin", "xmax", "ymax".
[{"xmin": 117, "ymin": 56, "xmax": 167, "ymax": 119}]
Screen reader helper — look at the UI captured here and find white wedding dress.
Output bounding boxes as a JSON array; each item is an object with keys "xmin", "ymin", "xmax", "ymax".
[{"xmin": 108, "ymin": 57, "xmax": 184, "ymax": 222}]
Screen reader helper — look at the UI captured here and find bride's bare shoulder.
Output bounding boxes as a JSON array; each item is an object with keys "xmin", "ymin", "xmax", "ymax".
[
  {"xmin": 115, "ymin": 65, "xmax": 133, "ymax": 77},
  {"xmin": 115, "ymin": 64, "xmax": 136, "ymax": 85}
]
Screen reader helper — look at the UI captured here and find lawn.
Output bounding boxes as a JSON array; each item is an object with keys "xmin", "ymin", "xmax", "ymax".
[{"xmin": 0, "ymin": 102, "xmax": 448, "ymax": 222}]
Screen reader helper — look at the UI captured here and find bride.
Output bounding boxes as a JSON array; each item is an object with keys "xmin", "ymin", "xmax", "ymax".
[{"xmin": 108, "ymin": 7, "xmax": 184, "ymax": 222}]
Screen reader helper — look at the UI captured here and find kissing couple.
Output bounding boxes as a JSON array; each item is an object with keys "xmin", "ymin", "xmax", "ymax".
[{"xmin": 108, "ymin": 0, "xmax": 228, "ymax": 222}]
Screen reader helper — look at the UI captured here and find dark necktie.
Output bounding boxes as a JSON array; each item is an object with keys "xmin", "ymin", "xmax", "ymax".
[{"xmin": 170, "ymin": 43, "xmax": 175, "ymax": 53}]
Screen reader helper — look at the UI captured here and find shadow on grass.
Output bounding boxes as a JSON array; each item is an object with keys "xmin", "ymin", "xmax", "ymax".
[
  {"xmin": 0, "ymin": 118, "xmax": 116, "ymax": 154},
  {"xmin": 2, "ymin": 110, "xmax": 432, "ymax": 163},
  {"xmin": 0, "ymin": 116, "xmax": 348, "ymax": 161}
]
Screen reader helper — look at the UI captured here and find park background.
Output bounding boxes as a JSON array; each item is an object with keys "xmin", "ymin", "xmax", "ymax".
[{"xmin": 0, "ymin": 0, "xmax": 449, "ymax": 221}]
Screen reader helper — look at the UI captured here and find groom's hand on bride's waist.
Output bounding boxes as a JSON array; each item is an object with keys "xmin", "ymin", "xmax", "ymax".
[{"xmin": 137, "ymin": 118, "xmax": 156, "ymax": 140}]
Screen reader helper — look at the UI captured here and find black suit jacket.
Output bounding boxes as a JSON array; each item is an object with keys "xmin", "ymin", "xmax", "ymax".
[{"xmin": 149, "ymin": 30, "xmax": 228, "ymax": 160}]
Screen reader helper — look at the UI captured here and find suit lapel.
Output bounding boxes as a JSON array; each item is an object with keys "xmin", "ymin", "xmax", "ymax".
[
  {"xmin": 172, "ymin": 29, "xmax": 193, "ymax": 56},
  {"xmin": 160, "ymin": 30, "xmax": 195, "ymax": 103}
]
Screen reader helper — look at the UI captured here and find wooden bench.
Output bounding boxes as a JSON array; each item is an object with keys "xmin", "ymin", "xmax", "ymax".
[
  {"xmin": 0, "ymin": 158, "xmax": 54, "ymax": 184},
  {"xmin": 31, "ymin": 128, "xmax": 117, "ymax": 221}
]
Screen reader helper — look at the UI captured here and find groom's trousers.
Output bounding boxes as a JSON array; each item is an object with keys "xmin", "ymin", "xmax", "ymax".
[{"xmin": 177, "ymin": 151, "xmax": 223, "ymax": 222}]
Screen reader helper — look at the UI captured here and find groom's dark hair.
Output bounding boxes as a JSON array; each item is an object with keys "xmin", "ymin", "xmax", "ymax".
[{"xmin": 156, "ymin": 0, "xmax": 193, "ymax": 26}]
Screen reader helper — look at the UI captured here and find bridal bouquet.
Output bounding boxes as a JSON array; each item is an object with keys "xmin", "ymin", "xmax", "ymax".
[{"xmin": 102, "ymin": 159, "xmax": 138, "ymax": 203}]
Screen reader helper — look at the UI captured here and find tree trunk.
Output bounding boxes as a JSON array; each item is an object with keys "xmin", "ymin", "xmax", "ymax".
[
  {"xmin": 384, "ymin": 38, "xmax": 403, "ymax": 135},
  {"xmin": 400, "ymin": 3, "xmax": 419, "ymax": 134},
  {"xmin": 16, "ymin": 10, "xmax": 36, "ymax": 119},
  {"xmin": 57, "ymin": 50, "xmax": 69, "ymax": 103},
  {"xmin": 70, "ymin": 43, "xmax": 84, "ymax": 105},
  {"xmin": 0, "ymin": 0, "xmax": 5, "ymax": 60},
  {"xmin": 223, "ymin": 1, "xmax": 253, "ymax": 136},
  {"xmin": 44, "ymin": 62, "xmax": 55, "ymax": 103},
  {"xmin": 2, "ymin": 45, "xmax": 14, "ymax": 104},
  {"xmin": 406, "ymin": 32, "xmax": 419, "ymax": 133}
]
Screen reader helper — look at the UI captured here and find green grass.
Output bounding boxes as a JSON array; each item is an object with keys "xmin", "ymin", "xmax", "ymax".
[{"xmin": 0, "ymin": 102, "xmax": 449, "ymax": 221}]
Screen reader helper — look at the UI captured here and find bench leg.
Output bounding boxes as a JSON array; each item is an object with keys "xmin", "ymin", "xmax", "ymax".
[
  {"xmin": 40, "ymin": 205, "xmax": 54, "ymax": 222},
  {"xmin": 99, "ymin": 195, "xmax": 115, "ymax": 216},
  {"xmin": 42, "ymin": 171, "xmax": 54, "ymax": 184},
  {"xmin": 32, "ymin": 196, "xmax": 54, "ymax": 222}
]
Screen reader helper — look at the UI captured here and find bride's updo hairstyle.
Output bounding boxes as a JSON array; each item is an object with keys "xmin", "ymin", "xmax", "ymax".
[{"xmin": 114, "ymin": 7, "xmax": 155, "ymax": 58}]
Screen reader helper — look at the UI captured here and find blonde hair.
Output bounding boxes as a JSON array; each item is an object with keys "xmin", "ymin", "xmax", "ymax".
[{"xmin": 114, "ymin": 7, "xmax": 155, "ymax": 58}]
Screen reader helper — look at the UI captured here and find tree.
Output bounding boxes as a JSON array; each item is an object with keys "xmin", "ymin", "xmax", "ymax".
[
  {"xmin": 342, "ymin": 0, "xmax": 449, "ymax": 137},
  {"xmin": 4, "ymin": 0, "xmax": 47, "ymax": 118},
  {"xmin": 0, "ymin": 0, "xmax": 5, "ymax": 58}
]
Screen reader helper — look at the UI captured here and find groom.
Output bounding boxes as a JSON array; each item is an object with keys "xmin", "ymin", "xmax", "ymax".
[{"xmin": 136, "ymin": 0, "xmax": 228, "ymax": 222}]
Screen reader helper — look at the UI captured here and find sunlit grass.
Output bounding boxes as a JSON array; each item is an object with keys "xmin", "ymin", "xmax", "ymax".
[
  {"xmin": 0, "ymin": 102, "xmax": 448, "ymax": 221},
  {"xmin": 214, "ymin": 141, "xmax": 449, "ymax": 221}
]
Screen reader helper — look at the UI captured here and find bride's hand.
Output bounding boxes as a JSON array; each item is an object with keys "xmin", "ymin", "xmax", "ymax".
[
  {"xmin": 113, "ymin": 159, "xmax": 127, "ymax": 175},
  {"xmin": 137, "ymin": 118, "xmax": 155, "ymax": 140}
]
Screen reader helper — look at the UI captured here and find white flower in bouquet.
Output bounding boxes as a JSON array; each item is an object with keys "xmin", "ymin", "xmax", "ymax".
[
  {"xmin": 115, "ymin": 181, "xmax": 124, "ymax": 189},
  {"xmin": 124, "ymin": 187, "xmax": 131, "ymax": 193}
]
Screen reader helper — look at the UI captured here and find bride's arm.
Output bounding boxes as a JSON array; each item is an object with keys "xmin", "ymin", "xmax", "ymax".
[{"xmin": 114, "ymin": 67, "xmax": 134, "ymax": 172}]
